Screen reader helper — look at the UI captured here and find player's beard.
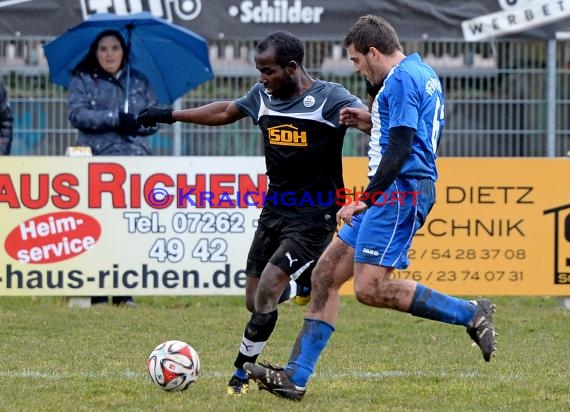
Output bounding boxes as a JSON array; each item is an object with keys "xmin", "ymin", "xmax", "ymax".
[
  {"xmin": 363, "ymin": 54, "xmax": 381, "ymax": 87},
  {"xmin": 270, "ymin": 75, "xmax": 296, "ymax": 99}
]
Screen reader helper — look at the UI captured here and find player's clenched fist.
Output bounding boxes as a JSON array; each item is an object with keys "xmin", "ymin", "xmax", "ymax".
[{"xmin": 137, "ymin": 106, "xmax": 174, "ymax": 127}]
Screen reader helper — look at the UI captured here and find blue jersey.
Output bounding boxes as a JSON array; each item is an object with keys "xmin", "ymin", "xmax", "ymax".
[{"xmin": 369, "ymin": 53, "xmax": 444, "ymax": 181}]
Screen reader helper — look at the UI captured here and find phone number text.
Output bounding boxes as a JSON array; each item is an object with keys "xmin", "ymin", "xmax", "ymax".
[
  {"xmin": 409, "ymin": 248, "xmax": 526, "ymax": 260},
  {"xmin": 393, "ymin": 269, "xmax": 523, "ymax": 282}
]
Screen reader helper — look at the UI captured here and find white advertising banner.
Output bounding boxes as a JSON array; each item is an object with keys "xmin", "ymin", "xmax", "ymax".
[
  {"xmin": 462, "ymin": 0, "xmax": 570, "ymax": 41},
  {"xmin": 1, "ymin": 156, "xmax": 268, "ymax": 296}
]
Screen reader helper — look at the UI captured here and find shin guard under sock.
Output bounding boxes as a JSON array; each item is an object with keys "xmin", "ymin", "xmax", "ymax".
[
  {"xmin": 410, "ymin": 284, "xmax": 476, "ymax": 326},
  {"xmin": 286, "ymin": 318, "xmax": 334, "ymax": 387}
]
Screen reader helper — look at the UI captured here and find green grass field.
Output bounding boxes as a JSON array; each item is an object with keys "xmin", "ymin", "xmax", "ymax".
[{"xmin": 0, "ymin": 295, "xmax": 568, "ymax": 411}]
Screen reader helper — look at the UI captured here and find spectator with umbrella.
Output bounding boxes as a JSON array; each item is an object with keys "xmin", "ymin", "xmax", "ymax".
[
  {"xmin": 44, "ymin": 12, "xmax": 213, "ymax": 108},
  {"xmin": 43, "ymin": 11, "xmax": 214, "ymax": 157},
  {"xmin": 68, "ymin": 29, "xmax": 157, "ymax": 306},
  {"xmin": 68, "ymin": 29, "xmax": 158, "ymax": 157},
  {"xmin": 43, "ymin": 12, "xmax": 214, "ymax": 306}
]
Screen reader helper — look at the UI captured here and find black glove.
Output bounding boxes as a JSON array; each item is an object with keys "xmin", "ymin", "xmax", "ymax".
[
  {"xmin": 137, "ymin": 106, "xmax": 174, "ymax": 127},
  {"xmin": 117, "ymin": 112, "xmax": 140, "ymax": 136}
]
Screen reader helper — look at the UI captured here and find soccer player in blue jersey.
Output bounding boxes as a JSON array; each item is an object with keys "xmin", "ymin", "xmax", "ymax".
[
  {"xmin": 137, "ymin": 31, "xmax": 367, "ymax": 395},
  {"xmin": 244, "ymin": 15, "xmax": 497, "ymax": 401}
]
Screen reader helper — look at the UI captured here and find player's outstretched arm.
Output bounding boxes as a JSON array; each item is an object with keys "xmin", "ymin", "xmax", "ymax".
[
  {"xmin": 138, "ymin": 101, "xmax": 245, "ymax": 128},
  {"xmin": 339, "ymin": 107, "xmax": 372, "ymax": 135},
  {"xmin": 137, "ymin": 107, "xmax": 174, "ymax": 127}
]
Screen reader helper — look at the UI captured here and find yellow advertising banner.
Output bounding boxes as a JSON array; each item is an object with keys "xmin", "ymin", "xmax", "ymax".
[
  {"xmin": 342, "ymin": 157, "xmax": 570, "ymax": 296},
  {"xmin": 1, "ymin": 157, "xmax": 568, "ymax": 296}
]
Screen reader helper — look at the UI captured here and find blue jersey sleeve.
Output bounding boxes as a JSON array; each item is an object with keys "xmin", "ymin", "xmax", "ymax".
[{"xmin": 385, "ymin": 71, "xmax": 419, "ymax": 130}]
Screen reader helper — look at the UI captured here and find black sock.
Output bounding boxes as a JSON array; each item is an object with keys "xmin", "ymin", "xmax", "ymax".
[{"xmin": 233, "ymin": 310, "xmax": 278, "ymax": 369}]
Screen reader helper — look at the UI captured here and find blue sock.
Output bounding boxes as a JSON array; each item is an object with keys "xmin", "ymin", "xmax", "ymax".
[
  {"xmin": 285, "ymin": 319, "xmax": 334, "ymax": 387},
  {"xmin": 410, "ymin": 284, "xmax": 477, "ymax": 326},
  {"xmin": 233, "ymin": 368, "xmax": 248, "ymax": 380}
]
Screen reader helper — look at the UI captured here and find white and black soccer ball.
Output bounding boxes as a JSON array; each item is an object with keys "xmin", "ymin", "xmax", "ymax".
[{"xmin": 147, "ymin": 340, "xmax": 200, "ymax": 391}]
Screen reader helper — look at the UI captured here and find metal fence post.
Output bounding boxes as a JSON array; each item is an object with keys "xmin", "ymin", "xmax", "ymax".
[
  {"xmin": 65, "ymin": 146, "xmax": 93, "ymax": 308},
  {"xmin": 173, "ymin": 98, "xmax": 182, "ymax": 156},
  {"xmin": 546, "ymin": 38, "xmax": 556, "ymax": 157}
]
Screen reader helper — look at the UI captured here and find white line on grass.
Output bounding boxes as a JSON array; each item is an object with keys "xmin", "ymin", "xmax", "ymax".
[{"xmin": 0, "ymin": 370, "xmax": 484, "ymax": 380}]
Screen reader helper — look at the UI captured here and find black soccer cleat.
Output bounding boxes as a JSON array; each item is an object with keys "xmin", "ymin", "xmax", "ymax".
[
  {"xmin": 467, "ymin": 299, "xmax": 497, "ymax": 362},
  {"xmin": 243, "ymin": 362, "xmax": 306, "ymax": 401}
]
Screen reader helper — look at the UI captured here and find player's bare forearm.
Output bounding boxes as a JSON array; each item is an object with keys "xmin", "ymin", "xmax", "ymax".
[
  {"xmin": 173, "ymin": 101, "xmax": 245, "ymax": 125},
  {"xmin": 339, "ymin": 107, "xmax": 372, "ymax": 135}
]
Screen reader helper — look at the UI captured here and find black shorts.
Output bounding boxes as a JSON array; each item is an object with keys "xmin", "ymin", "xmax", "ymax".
[{"xmin": 246, "ymin": 208, "xmax": 335, "ymax": 287}]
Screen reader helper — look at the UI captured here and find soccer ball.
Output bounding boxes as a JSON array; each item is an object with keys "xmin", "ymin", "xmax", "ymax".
[{"xmin": 147, "ymin": 340, "xmax": 200, "ymax": 391}]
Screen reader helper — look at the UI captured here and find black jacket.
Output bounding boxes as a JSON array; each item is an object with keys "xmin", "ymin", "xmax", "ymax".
[
  {"xmin": 68, "ymin": 68, "xmax": 158, "ymax": 155},
  {"xmin": 0, "ymin": 81, "xmax": 13, "ymax": 155}
]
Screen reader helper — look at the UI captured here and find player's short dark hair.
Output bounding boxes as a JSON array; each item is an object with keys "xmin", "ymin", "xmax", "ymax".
[
  {"xmin": 257, "ymin": 31, "xmax": 305, "ymax": 68},
  {"xmin": 344, "ymin": 15, "xmax": 402, "ymax": 56}
]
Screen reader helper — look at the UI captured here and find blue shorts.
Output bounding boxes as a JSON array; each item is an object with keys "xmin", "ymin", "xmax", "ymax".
[{"xmin": 338, "ymin": 177, "xmax": 435, "ymax": 269}]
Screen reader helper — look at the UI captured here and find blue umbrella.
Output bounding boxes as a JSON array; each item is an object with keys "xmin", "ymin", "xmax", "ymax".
[{"xmin": 43, "ymin": 12, "xmax": 214, "ymax": 105}]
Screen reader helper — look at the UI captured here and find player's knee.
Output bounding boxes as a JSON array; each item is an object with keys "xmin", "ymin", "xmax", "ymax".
[
  {"xmin": 251, "ymin": 310, "xmax": 278, "ymax": 327},
  {"xmin": 354, "ymin": 279, "xmax": 387, "ymax": 307},
  {"xmin": 354, "ymin": 285, "xmax": 375, "ymax": 306}
]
